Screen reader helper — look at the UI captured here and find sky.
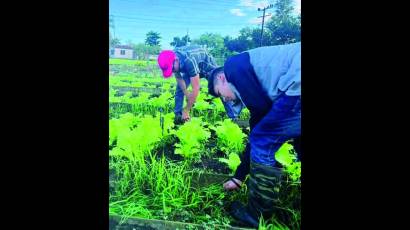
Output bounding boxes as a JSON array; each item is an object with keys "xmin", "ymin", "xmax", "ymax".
[{"xmin": 109, "ymin": 0, "xmax": 301, "ymax": 50}]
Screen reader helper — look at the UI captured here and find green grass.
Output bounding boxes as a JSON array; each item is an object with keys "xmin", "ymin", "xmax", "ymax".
[{"xmin": 110, "ymin": 58, "xmax": 157, "ymax": 66}]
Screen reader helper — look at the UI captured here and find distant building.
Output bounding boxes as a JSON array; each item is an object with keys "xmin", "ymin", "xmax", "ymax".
[
  {"xmin": 148, "ymin": 54, "xmax": 158, "ymax": 60},
  {"xmin": 109, "ymin": 45, "xmax": 136, "ymax": 59}
]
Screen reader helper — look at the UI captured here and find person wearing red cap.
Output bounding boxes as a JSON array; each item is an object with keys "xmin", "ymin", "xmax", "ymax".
[{"xmin": 158, "ymin": 45, "xmax": 237, "ymax": 124}]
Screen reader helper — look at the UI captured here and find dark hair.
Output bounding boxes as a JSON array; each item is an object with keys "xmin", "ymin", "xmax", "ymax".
[{"xmin": 208, "ymin": 67, "xmax": 224, "ymax": 97}]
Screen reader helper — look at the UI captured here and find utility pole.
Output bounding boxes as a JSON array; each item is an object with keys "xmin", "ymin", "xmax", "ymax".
[
  {"xmin": 186, "ymin": 28, "xmax": 189, "ymax": 45},
  {"xmin": 258, "ymin": 4, "xmax": 273, "ymax": 47},
  {"xmin": 109, "ymin": 14, "xmax": 116, "ymax": 38}
]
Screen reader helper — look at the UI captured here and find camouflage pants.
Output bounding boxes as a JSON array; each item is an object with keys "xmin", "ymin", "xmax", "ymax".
[{"xmin": 247, "ymin": 161, "xmax": 283, "ymax": 220}]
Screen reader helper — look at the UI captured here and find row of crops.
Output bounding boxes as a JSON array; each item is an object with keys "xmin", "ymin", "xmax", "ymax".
[{"xmin": 109, "ymin": 61, "xmax": 301, "ymax": 229}]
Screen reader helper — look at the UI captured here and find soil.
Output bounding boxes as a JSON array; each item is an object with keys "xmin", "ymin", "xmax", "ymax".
[
  {"xmin": 151, "ymin": 135, "xmax": 231, "ymax": 175},
  {"xmin": 192, "ymin": 150, "xmax": 231, "ymax": 174},
  {"xmin": 193, "ymin": 157, "xmax": 230, "ymax": 174},
  {"xmin": 148, "ymin": 94, "xmax": 161, "ymax": 99},
  {"xmin": 110, "ymin": 102, "xmax": 132, "ymax": 111}
]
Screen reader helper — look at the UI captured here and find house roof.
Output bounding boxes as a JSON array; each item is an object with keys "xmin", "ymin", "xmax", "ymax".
[{"xmin": 114, "ymin": 45, "xmax": 134, "ymax": 49}]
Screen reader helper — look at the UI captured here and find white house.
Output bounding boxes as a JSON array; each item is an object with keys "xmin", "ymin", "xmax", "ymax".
[
  {"xmin": 109, "ymin": 45, "xmax": 136, "ymax": 59},
  {"xmin": 148, "ymin": 54, "xmax": 158, "ymax": 60}
]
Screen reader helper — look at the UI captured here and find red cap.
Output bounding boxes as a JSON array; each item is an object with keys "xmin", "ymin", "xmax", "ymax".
[{"xmin": 157, "ymin": 50, "xmax": 176, "ymax": 78}]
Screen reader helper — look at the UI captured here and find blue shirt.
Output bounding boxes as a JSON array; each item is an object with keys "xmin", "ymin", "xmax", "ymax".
[{"xmin": 174, "ymin": 45, "xmax": 218, "ymax": 79}]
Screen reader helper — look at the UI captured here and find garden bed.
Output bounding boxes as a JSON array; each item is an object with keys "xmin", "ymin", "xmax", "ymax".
[
  {"xmin": 109, "ymin": 72, "xmax": 300, "ymax": 229},
  {"xmin": 154, "ymin": 138, "xmax": 232, "ymax": 175},
  {"xmin": 110, "ymin": 102, "xmax": 133, "ymax": 111},
  {"xmin": 109, "ymin": 167, "xmax": 300, "ymax": 229},
  {"xmin": 109, "ymin": 215, "xmax": 254, "ymax": 230},
  {"xmin": 112, "ymin": 86, "xmax": 163, "ymax": 96}
]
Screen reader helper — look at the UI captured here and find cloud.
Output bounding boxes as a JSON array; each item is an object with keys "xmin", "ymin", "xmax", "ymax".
[
  {"xmin": 254, "ymin": 0, "xmax": 270, "ymax": 9},
  {"xmin": 230, "ymin": 8, "xmax": 246, "ymax": 16},
  {"xmin": 240, "ymin": 0, "xmax": 269, "ymax": 9},
  {"xmin": 240, "ymin": 0, "xmax": 301, "ymax": 13},
  {"xmin": 294, "ymin": 0, "xmax": 301, "ymax": 14},
  {"xmin": 239, "ymin": 0, "xmax": 253, "ymax": 7}
]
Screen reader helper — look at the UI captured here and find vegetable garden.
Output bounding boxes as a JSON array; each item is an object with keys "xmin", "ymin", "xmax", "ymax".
[{"xmin": 109, "ymin": 59, "xmax": 301, "ymax": 230}]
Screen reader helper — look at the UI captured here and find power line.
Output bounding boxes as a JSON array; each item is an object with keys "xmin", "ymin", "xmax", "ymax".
[
  {"xmin": 111, "ymin": 1, "xmax": 247, "ymax": 13},
  {"xmin": 168, "ymin": 0, "xmax": 237, "ymax": 7},
  {"xmin": 111, "ymin": 14, "xmax": 252, "ymax": 26},
  {"xmin": 115, "ymin": 26, "xmax": 254, "ymax": 33},
  {"xmin": 116, "ymin": 23, "xmax": 251, "ymax": 30},
  {"xmin": 113, "ymin": 3, "xmax": 231, "ymax": 12},
  {"xmin": 110, "ymin": 14, "xmax": 255, "ymax": 26},
  {"xmin": 110, "ymin": 12, "xmax": 242, "ymax": 22},
  {"xmin": 115, "ymin": 0, "xmax": 237, "ymax": 8},
  {"xmin": 115, "ymin": 26, "xmax": 252, "ymax": 33},
  {"xmin": 115, "ymin": 22, "xmax": 252, "ymax": 28}
]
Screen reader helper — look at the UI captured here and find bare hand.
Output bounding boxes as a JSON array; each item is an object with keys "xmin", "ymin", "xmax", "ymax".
[{"xmin": 223, "ymin": 178, "xmax": 242, "ymax": 191}]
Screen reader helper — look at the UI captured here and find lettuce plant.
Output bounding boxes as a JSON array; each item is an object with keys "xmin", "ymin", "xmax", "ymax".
[
  {"xmin": 275, "ymin": 142, "xmax": 301, "ymax": 182},
  {"xmin": 173, "ymin": 118, "xmax": 210, "ymax": 160},
  {"xmin": 110, "ymin": 114, "xmax": 163, "ymax": 163},
  {"xmin": 212, "ymin": 119, "xmax": 246, "ymax": 157},
  {"xmin": 151, "ymin": 91, "xmax": 173, "ymax": 111},
  {"xmin": 109, "ymin": 113, "xmax": 140, "ymax": 146},
  {"xmin": 218, "ymin": 152, "xmax": 241, "ymax": 173}
]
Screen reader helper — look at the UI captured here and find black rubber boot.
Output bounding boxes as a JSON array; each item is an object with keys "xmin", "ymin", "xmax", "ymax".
[
  {"xmin": 230, "ymin": 201, "xmax": 259, "ymax": 228},
  {"xmin": 174, "ymin": 115, "xmax": 184, "ymax": 125},
  {"xmin": 230, "ymin": 161, "xmax": 283, "ymax": 228}
]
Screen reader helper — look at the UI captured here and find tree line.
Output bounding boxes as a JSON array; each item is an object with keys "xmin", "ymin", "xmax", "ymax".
[{"xmin": 109, "ymin": 0, "xmax": 300, "ymax": 62}]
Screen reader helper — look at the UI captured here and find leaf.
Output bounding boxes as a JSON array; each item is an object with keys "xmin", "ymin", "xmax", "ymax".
[
  {"xmin": 214, "ymin": 119, "xmax": 246, "ymax": 157},
  {"xmin": 218, "ymin": 158, "xmax": 229, "ymax": 164},
  {"xmin": 275, "ymin": 142, "xmax": 301, "ymax": 182},
  {"xmin": 173, "ymin": 117, "xmax": 210, "ymax": 160},
  {"xmin": 218, "ymin": 153, "xmax": 241, "ymax": 173}
]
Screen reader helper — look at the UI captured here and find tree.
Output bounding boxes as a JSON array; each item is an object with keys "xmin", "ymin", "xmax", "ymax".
[
  {"xmin": 191, "ymin": 33, "xmax": 230, "ymax": 65},
  {"xmin": 170, "ymin": 35, "xmax": 191, "ymax": 48},
  {"xmin": 192, "ymin": 33, "xmax": 227, "ymax": 57},
  {"xmin": 264, "ymin": 0, "xmax": 301, "ymax": 45},
  {"xmin": 274, "ymin": 0, "xmax": 293, "ymax": 21},
  {"xmin": 134, "ymin": 43, "xmax": 160, "ymax": 60},
  {"xmin": 224, "ymin": 36, "xmax": 248, "ymax": 53},
  {"xmin": 229, "ymin": 27, "xmax": 258, "ymax": 51},
  {"xmin": 145, "ymin": 31, "xmax": 161, "ymax": 46},
  {"xmin": 170, "ymin": 37, "xmax": 183, "ymax": 47},
  {"xmin": 267, "ymin": 17, "xmax": 300, "ymax": 45},
  {"xmin": 182, "ymin": 35, "xmax": 191, "ymax": 46},
  {"xmin": 251, "ymin": 28, "xmax": 264, "ymax": 47},
  {"xmin": 111, "ymin": 37, "xmax": 121, "ymax": 47}
]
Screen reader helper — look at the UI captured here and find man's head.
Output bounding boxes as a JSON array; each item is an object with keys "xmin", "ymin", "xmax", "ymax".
[
  {"xmin": 158, "ymin": 50, "xmax": 180, "ymax": 78},
  {"xmin": 208, "ymin": 67, "xmax": 237, "ymax": 102}
]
